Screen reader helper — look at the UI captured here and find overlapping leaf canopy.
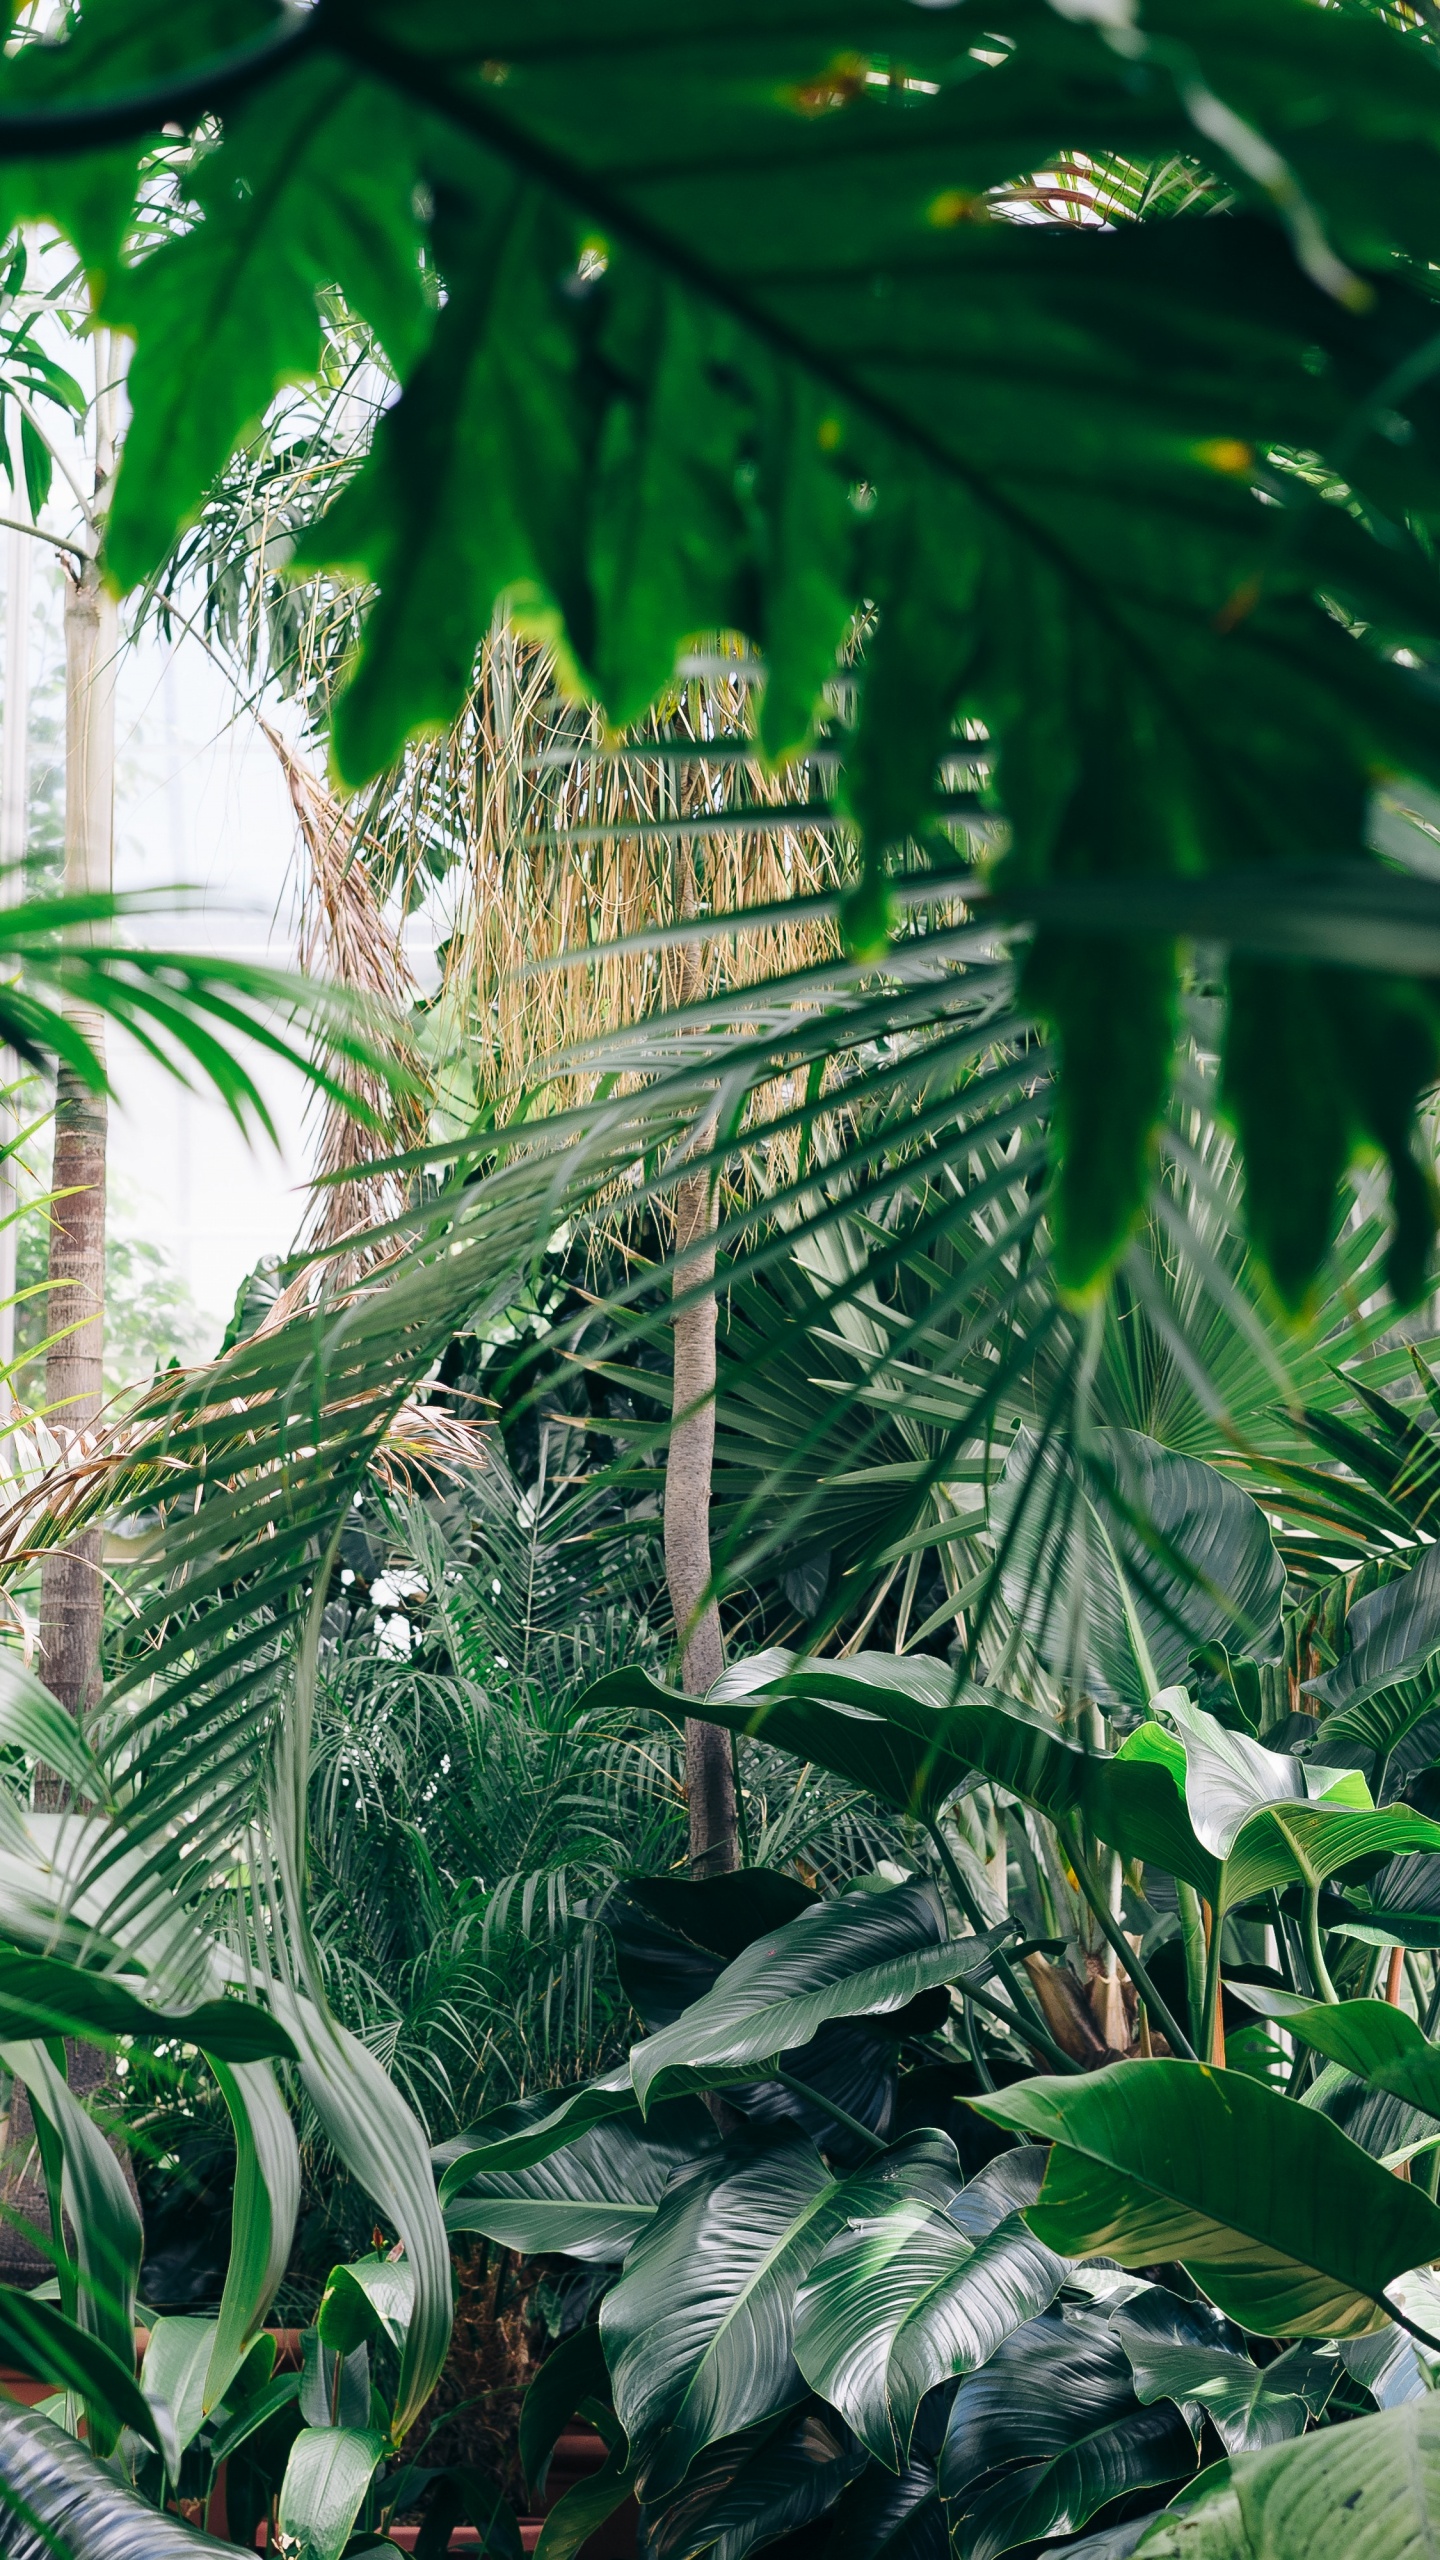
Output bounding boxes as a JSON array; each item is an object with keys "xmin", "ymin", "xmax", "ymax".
[{"xmin": 5, "ymin": 0, "xmax": 1440, "ymax": 1293}]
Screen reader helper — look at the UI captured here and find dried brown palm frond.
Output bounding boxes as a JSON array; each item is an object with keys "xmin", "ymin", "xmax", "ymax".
[{"xmin": 264, "ymin": 726, "xmax": 431, "ymax": 1285}]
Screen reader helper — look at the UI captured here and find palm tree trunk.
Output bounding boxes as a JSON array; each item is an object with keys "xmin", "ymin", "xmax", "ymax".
[
  {"xmin": 37, "ymin": 554, "xmax": 114, "ymax": 1736},
  {"xmin": 667, "ymin": 1164, "xmax": 738, "ymax": 1877}
]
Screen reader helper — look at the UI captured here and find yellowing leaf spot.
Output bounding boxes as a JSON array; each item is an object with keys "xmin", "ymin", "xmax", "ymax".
[
  {"xmin": 929, "ymin": 190, "xmax": 989, "ymax": 228},
  {"xmin": 818, "ymin": 416, "xmax": 843, "ymax": 452},
  {"xmin": 1193, "ymin": 438, "xmax": 1255, "ymax": 477},
  {"xmin": 784, "ymin": 54, "xmax": 870, "ymax": 115}
]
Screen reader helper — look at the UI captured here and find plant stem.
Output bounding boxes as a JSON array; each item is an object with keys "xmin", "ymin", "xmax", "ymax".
[
  {"xmin": 1177, "ymin": 1883, "xmax": 1208, "ymax": 2050},
  {"xmin": 1061, "ymin": 1825, "xmax": 1197, "ymax": 2062},
  {"xmin": 776, "ymin": 2070, "xmax": 886, "ymax": 2156},
  {"xmin": 925, "ymin": 1813, "xmax": 1057, "ymax": 2057},
  {"xmin": 963, "ymin": 1995, "xmax": 997, "ymax": 2095},
  {"xmin": 1199, "ymin": 1903, "xmax": 1224, "ymax": 2067},
  {"xmin": 957, "ymin": 1978, "xmax": 1081, "ymax": 2076},
  {"xmin": 1303, "ymin": 1885, "xmax": 1338, "ymax": 2004}
]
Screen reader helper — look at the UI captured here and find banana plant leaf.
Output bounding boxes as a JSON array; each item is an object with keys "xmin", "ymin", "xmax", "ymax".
[
  {"xmin": 973, "ymin": 2058, "xmax": 1440, "ymax": 2336},
  {"xmin": 1110, "ymin": 2292, "xmax": 1336, "ymax": 2454},
  {"xmin": 204, "ymin": 2057, "xmax": 300, "ymax": 2419},
  {"xmin": 939, "ymin": 2306, "xmax": 1197, "ymax": 2560},
  {"xmin": 0, "ymin": 2293, "xmax": 169, "ymax": 2466},
  {"xmin": 793, "ymin": 2138, "xmax": 1066, "ymax": 2469},
  {"xmin": 1334, "ymin": 1851, "xmax": 1440, "ymax": 1950},
  {"xmin": 630, "ymin": 1882, "xmax": 1008, "ymax": 2114},
  {"xmin": 992, "ymin": 1428, "xmax": 1285, "ymax": 1710},
  {"xmin": 642, "ymin": 2404, "xmax": 866, "ymax": 2560},
  {"xmin": 1134, "ymin": 2396, "xmax": 1440, "ymax": 2560},
  {"xmin": 599, "ymin": 2134, "xmax": 846, "ymax": 2498},
  {"xmin": 1278, "ymin": 1998, "xmax": 1440, "ymax": 2122},
  {"xmin": 446, "ymin": 2109, "xmax": 717, "ymax": 2263},
  {"xmin": 1126, "ymin": 1695, "xmax": 1440, "ymax": 1913},
  {"xmin": 0, "ymin": 2403, "xmax": 227, "ymax": 2558}
]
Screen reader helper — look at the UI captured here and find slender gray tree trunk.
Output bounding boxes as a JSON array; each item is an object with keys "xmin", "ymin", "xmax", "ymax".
[
  {"xmin": 38, "ymin": 350, "xmax": 116, "ymax": 1742},
  {"xmin": 667, "ymin": 1164, "xmax": 737, "ymax": 1877}
]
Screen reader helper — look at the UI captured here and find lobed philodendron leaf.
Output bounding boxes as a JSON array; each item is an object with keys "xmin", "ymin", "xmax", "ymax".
[
  {"xmin": 629, "ymin": 1881, "xmax": 1007, "ymax": 2113},
  {"xmin": 973, "ymin": 2059, "xmax": 1440, "ymax": 2336},
  {"xmin": 599, "ymin": 2135, "xmax": 846, "ymax": 2498},
  {"xmin": 992, "ymin": 1431, "xmax": 1285, "ymax": 1711},
  {"xmin": 793, "ymin": 2140, "xmax": 1068, "ymax": 2469}
]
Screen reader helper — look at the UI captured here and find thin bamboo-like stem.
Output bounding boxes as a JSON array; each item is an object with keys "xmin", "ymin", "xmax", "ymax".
[
  {"xmin": 1200, "ymin": 1902, "xmax": 1225, "ymax": 2066},
  {"xmin": 924, "ymin": 1813, "xmax": 1067, "ymax": 2065}
]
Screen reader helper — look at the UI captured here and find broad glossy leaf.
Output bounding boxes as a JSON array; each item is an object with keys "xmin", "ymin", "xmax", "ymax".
[
  {"xmin": 204, "ymin": 2056, "xmax": 300, "ymax": 2417},
  {"xmin": 1135, "ymin": 2396, "xmax": 1440, "ymax": 2560},
  {"xmin": 317, "ymin": 2251, "xmax": 415, "ymax": 2357},
  {"xmin": 993, "ymin": 1431, "xmax": 1284, "ymax": 1708},
  {"xmin": 1282, "ymin": 1998, "xmax": 1440, "ymax": 2124},
  {"xmin": 1111, "ymin": 2294, "xmax": 1335, "ymax": 2453},
  {"xmin": 0, "ymin": 1949, "xmax": 297, "ymax": 2064},
  {"xmin": 437, "ymin": 2067, "xmax": 638, "ymax": 2188},
  {"xmin": 520, "ymin": 2326, "xmax": 611, "ymax": 2500},
  {"xmin": 446, "ymin": 2109, "xmax": 716, "ymax": 2263},
  {"xmin": 599, "ymin": 2135, "xmax": 845, "ymax": 2498},
  {"xmin": 793, "ymin": 2138, "xmax": 1066, "ymax": 2467},
  {"xmin": 276, "ymin": 2424, "xmax": 385, "ymax": 2560},
  {"xmin": 630, "ymin": 1881, "xmax": 1003, "ymax": 2113},
  {"xmin": 1305, "ymin": 1543, "xmax": 1440, "ymax": 1728},
  {"xmin": 940, "ymin": 2306, "xmax": 1196, "ymax": 2560},
  {"xmin": 533, "ymin": 2440, "xmax": 636, "ymax": 2560},
  {"xmin": 643, "ymin": 2404, "xmax": 865, "ymax": 2560},
  {"xmin": 0, "ymin": 2291, "xmax": 168, "ymax": 2464},
  {"xmin": 0, "ymin": 2401, "xmax": 223, "ymax": 2558},
  {"xmin": 277, "ymin": 1995, "xmax": 449, "ymax": 2441},
  {"xmin": 2, "ymin": 2040, "xmax": 142, "ymax": 2452},
  {"xmin": 1335, "ymin": 1850, "xmax": 1440, "ymax": 1950},
  {"xmin": 1336, "ymin": 2322, "xmax": 1431, "ymax": 2410},
  {"xmin": 973, "ymin": 2058, "xmax": 1440, "ymax": 2336},
  {"xmin": 830, "ymin": 2451, "xmax": 948, "ymax": 2560},
  {"xmin": 141, "ymin": 2316, "xmax": 216, "ymax": 2460}
]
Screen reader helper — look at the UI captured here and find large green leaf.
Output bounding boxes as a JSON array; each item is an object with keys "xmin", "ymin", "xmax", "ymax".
[
  {"xmin": 1306, "ymin": 1545, "xmax": 1440, "ymax": 1756},
  {"xmin": 1, "ymin": 2041, "xmax": 143, "ymax": 2451},
  {"xmin": 317, "ymin": 2250, "xmax": 415, "ymax": 2358},
  {"xmin": 520, "ymin": 2326, "xmax": 611, "ymax": 2501},
  {"xmin": 0, "ymin": 1950, "xmax": 294, "ymax": 2062},
  {"xmin": 630, "ymin": 1881, "xmax": 1005, "ymax": 2113},
  {"xmin": 973, "ymin": 2059, "xmax": 1440, "ymax": 2337},
  {"xmin": 1280, "ymin": 1997, "xmax": 1440, "ymax": 2124},
  {"xmin": 1110, "ymin": 2293, "xmax": 1335, "ymax": 2456},
  {"xmin": 992, "ymin": 1430, "xmax": 1284, "ymax": 1709},
  {"xmin": 203, "ymin": 2057, "xmax": 300, "ymax": 2417},
  {"xmin": 599, "ymin": 2134, "xmax": 845, "ymax": 2498},
  {"xmin": 1134, "ymin": 2396, "xmax": 1440, "ymax": 2560},
  {"xmin": 939, "ymin": 2305, "xmax": 1197, "ymax": 2560},
  {"xmin": 141, "ymin": 2317, "xmax": 217, "ymax": 2462},
  {"xmin": 0, "ymin": 2293, "xmax": 169, "ymax": 2464},
  {"xmin": 643, "ymin": 2404, "xmax": 866, "ymax": 2560},
  {"xmin": 0, "ymin": 2402, "xmax": 222, "ymax": 2558},
  {"xmin": 446, "ymin": 2109, "xmax": 716, "ymax": 2263},
  {"xmin": 793, "ymin": 2139, "xmax": 1067, "ymax": 2469},
  {"xmin": 276, "ymin": 2424, "xmax": 386, "ymax": 2560},
  {"xmin": 436, "ymin": 2068, "xmax": 639, "ymax": 2187}
]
